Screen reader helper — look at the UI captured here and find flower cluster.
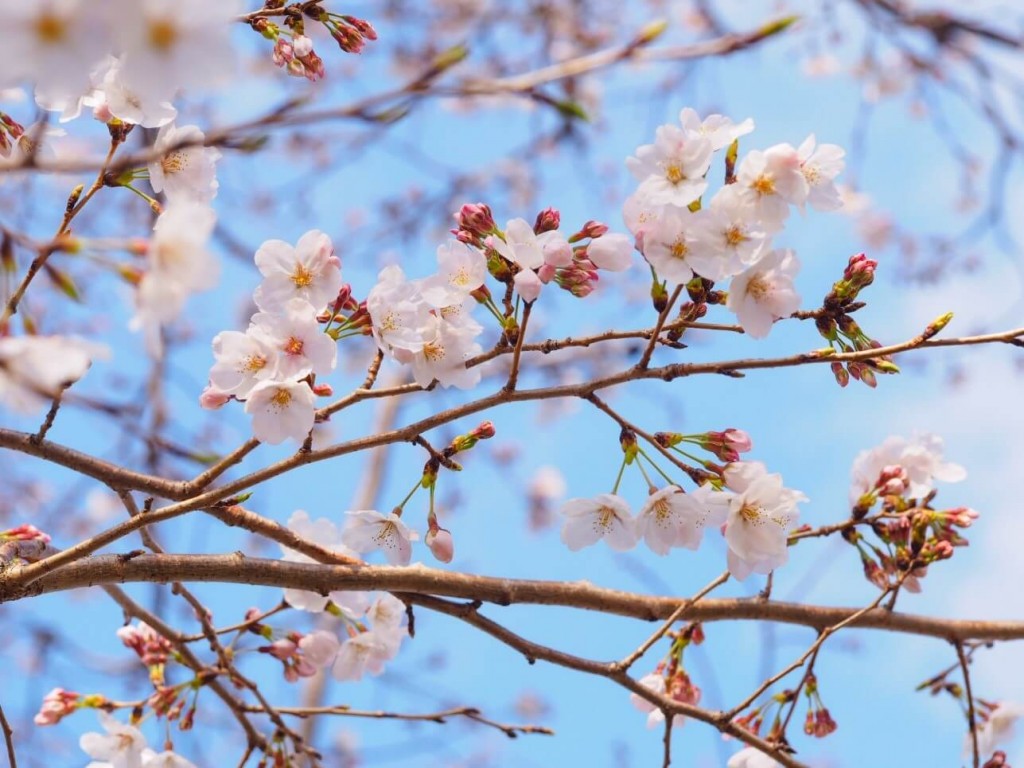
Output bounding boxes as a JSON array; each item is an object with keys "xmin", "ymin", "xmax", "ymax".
[
  {"xmin": 79, "ymin": 712, "xmax": 196, "ymax": 768},
  {"xmin": 560, "ymin": 428, "xmax": 806, "ymax": 580},
  {"xmin": 630, "ymin": 622, "xmax": 705, "ymax": 729},
  {"xmin": 844, "ymin": 434, "xmax": 972, "ymax": 592},
  {"xmin": 201, "ymin": 231, "xmax": 342, "ymax": 443},
  {"xmin": 252, "ymin": 8, "xmax": 377, "ymax": 80},
  {"xmin": 624, "ymin": 108, "xmax": 845, "ymax": 337}
]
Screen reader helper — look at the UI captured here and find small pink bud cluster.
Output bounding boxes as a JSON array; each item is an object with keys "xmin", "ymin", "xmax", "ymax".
[
  {"xmin": 550, "ymin": 255, "xmax": 600, "ymax": 298},
  {"xmin": 834, "ymin": 252, "xmax": 877, "ymax": 300},
  {"xmin": 33, "ymin": 688, "xmax": 82, "ymax": 726},
  {"xmin": 983, "ymin": 753, "xmax": 1010, "ymax": 768},
  {"xmin": 273, "ymin": 35, "xmax": 325, "ymax": 81},
  {"xmin": 453, "ymin": 203, "xmax": 498, "ymax": 245},
  {"xmin": 117, "ymin": 622, "xmax": 174, "ymax": 684},
  {"xmin": 325, "ymin": 15, "xmax": 378, "ymax": 54},
  {"xmin": 259, "ymin": 633, "xmax": 318, "ymax": 682},
  {"xmin": 449, "ymin": 421, "xmax": 496, "ymax": 453},
  {"xmin": 802, "ymin": 673, "xmax": 838, "ymax": 738},
  {"xmin": 697, "ymin": 429, "xmax": 753, "ymax": 462},
  {"xmin": 0, "ymin": 113, "xmax": 25, "ymax": 158}
]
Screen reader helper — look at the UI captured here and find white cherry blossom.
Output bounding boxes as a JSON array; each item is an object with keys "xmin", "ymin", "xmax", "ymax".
[
  {"xmin": 148, "ymin": 123, "xmax": 220, "ymax": 203},
  {"xmin": 622, "ymin": 190, "xmax": 664, "ymax": 250},
  {"xmin": 636, "ymin": 485, "xmax": 728, "ymax": 555},
  {"xmin": 298, "ymin": 630, "xmax": 341, "ymax": 669},
  {"xmin": 132, "ymin": 201, "xmax": 219, "ymax": 354},
  {"xmin": 1, "ymin": 0, "xmax": 111, "ymax": 106},
  {"xmin": 849, "ymin": 434, "xmax": 966, "ymax": 505},
  {"xmin": 641, "ymin": 206, "xmax": 699, "ymax": 285},
  {"xmin": 86, "ymin": 56, "xmax": 177, "ymax": 128},
  {"xmin": 972, "ymin": 702, "xmax": 1023, "ymax": 758},
  {"xmin": 725, "ymin": 249, "xmax": 801, "ymax": 339},
  {"xmin": 341, "ymin": 510, "xmax": 418, "ymax": 565},
  {"xmin": 250, "ymin": 298, "xmax": 337, "ymax": 381},
  {"xmin": 367, "ymin": 266, "xmax": 432, "ymax": 360},
  {"xmin": 798, "ymin": 134, "xmax": 846, "ymax": 211},
  {"xmin": 689, "ymin": 185, "xmax": 771, "ymax": 280},
  {"xmin": 560, "ymin": 493, "xmax": 637, "ymax": 552},
  {"xmin": 489, "ymin": 218, "xmax": 550, "ymax": 270},
  {"xmin": 0, "ymin": 335, "xmax": 101, "ymax": 414},
  {"xmin": 627, "ymin": 124, "xmax": 713, "ymax": 208},
  {"xmin": 419, "ymin": 239, "xmax": 487, "ymax": 307},
  {"xmin": 587, "ymin": 233, "xmax": 633, "ymax": 271},
  {"xmin": 722, "ymin": 462, "xmax": 806, "ymax": 580},
  {"xmin": 208, "ymin": 328, "xmax": 277, "ymax": 399},
  {"xmin": 253, "ymin": 230, "xmax": 342, "ymax": 312},
  {"xmin": 409, "ymin": 314, "xmax": 482, "ymax": 389},
  {"xmin": 114, "ymin": 0, "xmax": 241, "ymax": 105},
  {"xmin": 79, "ymin": 712, "xmax": 148, "ymax": 768},
  {"xmin": 279, "ymin": 510, "xmax": 369, "ymax": 618},
  {"xmin": 332, "ymin": 630, "xmax": 393, "ymax": 681},
  {"xmin": 630, "ymin": 673, "xmax": 680, "ymax": 729},
  {"xmin": 679, "ymin": 108, "xmax": 754, "ymax": 150},
  {"xmin": 736, "ymin": 143, "xmax": 809, "ymax": 227},
  {"xmin": 244, "ymin": 379, "xmax": 316, "ymax": 445}
]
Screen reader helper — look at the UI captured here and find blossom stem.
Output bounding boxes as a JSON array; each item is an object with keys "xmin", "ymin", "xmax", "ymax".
[
  {"xmin": 610, "ymin": 456, "xmax": 628, "ymax": 494},
  {"xmin": 638, "ymin": 448, "xmax": 676, "ymax": 486}
]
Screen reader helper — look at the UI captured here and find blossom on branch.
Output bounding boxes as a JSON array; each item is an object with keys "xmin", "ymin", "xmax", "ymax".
[{"xmin": 560, "ymin": 494, "xmax": 637, "ymax": 552}]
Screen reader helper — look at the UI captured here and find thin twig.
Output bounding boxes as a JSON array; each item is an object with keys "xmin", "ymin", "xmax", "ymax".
[
  {"xmin": 956, "ymin": 640, "xmax": 981, "ymax": 768},
  {"xmin": 0, "ymin": 701, "xmax": 17, "ymax": 768}
]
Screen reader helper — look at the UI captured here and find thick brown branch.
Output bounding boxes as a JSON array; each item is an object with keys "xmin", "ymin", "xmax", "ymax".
[{"xmin": 5, "ymin": 554, "xmax": 1024, "ymax": 643}]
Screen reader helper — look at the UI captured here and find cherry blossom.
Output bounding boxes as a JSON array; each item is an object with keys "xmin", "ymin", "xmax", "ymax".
[
  {"xmin": 973, "ymin": 702, "xmax": 1023, "ymax": 757},
  {"xmin": 630, "ymin": 673, "xmax": 681, "ymax": 729},
  {"xmin": 341, "ymin": 510, "xmax": 419, "ymax": 565},
  {"xmin": 132, "ymin": 201, "xmax": 219, "ymax": 353},
  {"xmin": 489, "ymin": 218, "xmax": 552, "ymax": 270},
  {"xmin": 409, "ymin": 314, "xmax": 482, "ymax": 389},
  {"xmin": 689, "ymin": 185, "xmax": 772, "ymax": 280},
  {"xmin": 298, "ymin": 630, "xmax": 342, "ymax": 669},
  {"xmin": 725, "ymin": 249, "xmax": 802, "ymax": 339},
  {"xmin": 627, "ymin": 125, "xmax": 713, "ymax": 207},
  {"xmin": 798, "ymin": 134, "xmax": 846, "ymax": 211},
  {"xmin": 622, "ymin": 190, "xmax": 664, "ymax": 250},
  {"xmin": 587, "ymin": 232, "xmax": 633, "ymax": 271},
  {"xmin": 367, "ymin": 265, "xmax": 432, "ymax": 360},
  {"xmin": 635, "ymin": 485, "xmax": 727, "ymax": 555},
  {"xmin": 1, "ymin": 0, "xmax": 111, "ymax": 107},
  {"xmin": 79, "ymin": 712, "xmax": 148, "ymax": 768},
  {"xmin": 87, "ymin": 56, "xmax": 177, "ymax": 128},
  {"xmin": 279, "ymin": 510, "xmax": 369, "ymax": 617},
  {"xmin": 722, "ymin": 462, "xmax": 807, "ymax": 580},
  {"xmin": 365, "ymin": 594, "xmax": 409, "ymax": 655},
  {"xmin": 208, "ymin": 328, "xmax": 277, "ymax": 399},
  {"xmin": 250, "ymin": 298, "xmax": 337, "ymax": 381},
  {"xmin": 114, "ymin": 0, "xmax": 241, "ymax": 105},
  {"xmin": 0, "ymin": 335, "xmax": 101, "ymax": 414},
  {"xmin": 641, "ymin": 206, "xmax": 699, "ymax": 285},
  {"xmin": 678, "ymin": 108, "xmax": 754, "ymax": 150},
  {"xmin": 332, "ymin": 630, "xmax": 394, "ymax": 681},
  {"xmin": 560, "ymin": 493, "xmax": 637, "ymax": 552},
  {"xmin": 147, "ymin": 123, "xmax": 220, "ymax": 203},
  {"xmin": 243, "ymin": 379, "xmax": 316, "ymax": 445},
  {"xmin": 849, "ymin": 434, "xmax": 966, "ymax": 506},
  {"xmin": 736, "ymin": 143, "xmax": 809, "ymax": 227},
  {"xmin": 727, "ymin": 747, "xmax": 782, "ymax": 768},
  {"xmin": 253, "ymin": 230, "xmax": 342, "ymax": 313},
  {"xmin": 419, "ymin": 239, "xmax": 487, "ymax": 306}
]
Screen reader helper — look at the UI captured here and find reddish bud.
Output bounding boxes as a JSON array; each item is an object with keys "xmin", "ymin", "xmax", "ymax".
[{"xmin": 533, "ymin": 207, "xmax": 561, "ymax": 233}]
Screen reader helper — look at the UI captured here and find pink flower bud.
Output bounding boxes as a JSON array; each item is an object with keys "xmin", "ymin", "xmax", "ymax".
[
  {"xmin": 533, "ymin": 207, "xmax": 561, "ymax": 233},
  {"xmin": 455, "ymin": 203, "xmax": 496, "ymax": 238},
  {"xmin": 34, "ymin": 688, "xmax": 80, "ymax": 726},
  {"xmin": 574, "ymin": 220, "xmax": 609, "ymax": 240},
  {"xmin": 199, "ymin": 385, "xmax": 231, "ymax": 410},
  {"xmin": 342, "ymin": 15, "xmax": 378, "ymax": 40},
  {"xmin": 2, "ymin": 523, "xmax": 50, "ymax": 543},
  {"xmin": 312, "ymin": 382, "xmax": 334, "ymax": 397},
  {"xmin": 426, "ymin": 527, "xmax": 454, "ymax": 563},
  {"xmin": 830, "ymin": 361, "xmax": 849, "ymax": 388}
]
